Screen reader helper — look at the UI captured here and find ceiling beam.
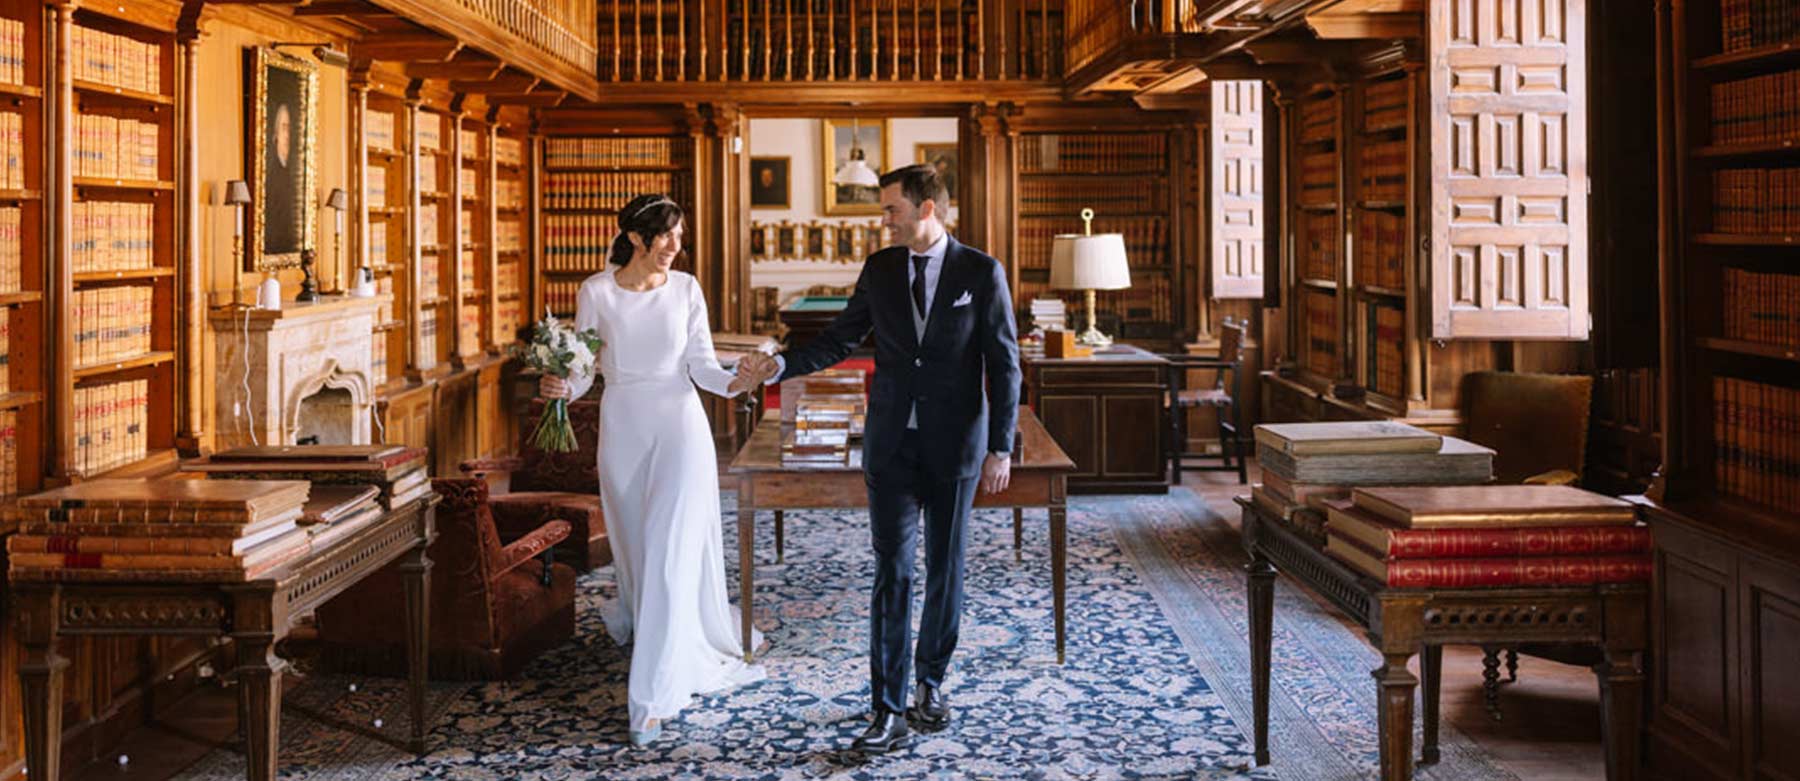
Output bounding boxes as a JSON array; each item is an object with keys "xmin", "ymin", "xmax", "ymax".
[
  {"xmin": 448, "ymin": 72, "xmax": 539, "ymax": 94},
  {"xmin": 489, "ymin": 92, "xmax": 566, "ymax": 107},
  {"xmin": 352, "ymin": 31, "xmax": 463, "ymax": 62},
  {"xmin": 1245, "ymin": 38, "xmax": 1373, "ymax": 64},
  {"xmin": 1306, "ymin": 12, "xmax": 1422, "ymax": 39},
  {"xmin": 293, "ymin": 1, "xmax": 391, "ymax": 16},
  {"xmin": 402, "ymin": 60, "xmax": 502, "ymax": 80}
]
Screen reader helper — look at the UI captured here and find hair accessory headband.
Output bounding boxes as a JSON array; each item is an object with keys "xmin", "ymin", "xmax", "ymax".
[{"xmin": 623, "ymin": 195, "xmax": 676, "ymax": 223}]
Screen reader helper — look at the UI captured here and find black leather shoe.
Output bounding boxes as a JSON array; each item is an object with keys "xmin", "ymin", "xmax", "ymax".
[
  {"xmin": 850, "ymin": 710, "xmax": 912, "ymax": 754},
  {"xmin": 906, "ymin": 684, "xmax": 951, "ymax": 732}
]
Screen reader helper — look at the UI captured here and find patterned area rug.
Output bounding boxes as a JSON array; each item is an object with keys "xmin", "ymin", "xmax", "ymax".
[{"xmin": 181, "ymin": 489, "xmax": 1516, "ymax": 781}]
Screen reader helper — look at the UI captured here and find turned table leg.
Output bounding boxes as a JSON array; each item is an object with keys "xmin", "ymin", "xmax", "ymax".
[
  {"xmin": 774, "ymin": 510, "xmax": 785, "ymax": 564},
  {"xmin": 1596, "ymin": 649, "xmax": 1644, "ymax": 781},
  {"xmin": 1246, "ymin": 555, "xmax": 1276, "ymax": 766},
  {"xmin": 1421, "ymin": 644, "xmax": 1442, "ymax": 765},
  {"xmin": 16, "ymin": 587, "xmax": 66, "ymax": 781},
  {"xmin": 1013, "ymin": 507, "xmax": 1024, "ymax": 562},
  {"xmin": 1374, "ymin": 651, "xmax": 1419, "ymax": 781},
  {"xmin": 738, "ymin": 498, "xmax": 756, "ymax": 662},
  {"xmin": 399, "ymin": 542, "xmax": 434, "ymax": 755},
  {"xmin": 233, "ymin": 632, "xmax": 285, "ymax": 781}
]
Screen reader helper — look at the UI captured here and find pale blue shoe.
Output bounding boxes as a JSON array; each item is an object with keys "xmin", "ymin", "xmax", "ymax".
[{"xmin": 629, "ymin": 721, "xmax": 662, "ymax": 746}]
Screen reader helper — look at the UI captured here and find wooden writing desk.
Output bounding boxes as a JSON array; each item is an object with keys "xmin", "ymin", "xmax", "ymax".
[
  {"xmin": 11, "ymin": 496, "xmax": 439, "ymax": 781},
  {"xmin": 729, "ymin": 406, "xmax": 1076, "ymax": 663},
  {"xmin": 1237, "ymin": 496, "xmax": 1646, "ymax": 781}
]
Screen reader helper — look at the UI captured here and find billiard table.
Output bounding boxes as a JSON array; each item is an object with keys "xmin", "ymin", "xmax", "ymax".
[{"xmin": 778, "ymin": 295, "xmax": 856, "ymax": 351}]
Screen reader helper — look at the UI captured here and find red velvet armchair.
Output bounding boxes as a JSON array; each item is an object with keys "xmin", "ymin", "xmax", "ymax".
[
  {"xmin": 461, "ymin": 397, "xmax": 612, "ymax": 571},
  {"xmin": 315, "ymin": 478, "xmax": 578, "ymax": 680}
]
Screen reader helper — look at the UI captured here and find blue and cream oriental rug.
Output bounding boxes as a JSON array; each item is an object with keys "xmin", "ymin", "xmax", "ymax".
[{"xmin": 184, "ymin": 489, "xmax": 1515, "ymax": 780}]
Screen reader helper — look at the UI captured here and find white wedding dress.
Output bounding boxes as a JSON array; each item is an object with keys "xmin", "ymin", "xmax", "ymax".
[{"xmin": 565, "ymin": 266, "xmax": 765, "ymax": 732}]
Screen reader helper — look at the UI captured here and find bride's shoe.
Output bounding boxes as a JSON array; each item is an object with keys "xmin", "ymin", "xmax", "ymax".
[{"xmin": 629, "ymin": 720, "xmax": 662, "ymax": 746}]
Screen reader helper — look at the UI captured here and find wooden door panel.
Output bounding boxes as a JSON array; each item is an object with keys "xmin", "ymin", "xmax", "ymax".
[
  {"xmin": 1743, "ymin": 558, "xmax": 1800, "ymax": 780},
  {"xmin": 1039, "ymin": 395, "xmax": 1098, "ymax": 479},
  {"xmin": 1429, "ymin": 0, "xmax": 1588, "ymax": 339},
  {"xmin": 1656, "ymin": 544, "xmax": 1736, "ymax": 753},
  {"xmin": 1101, "ymin": 394, "xmax": 1163, "ymax": 479},
  {"xmin": 1212, "ymin": 79, "xmax": 1265, "ymax": 299}
]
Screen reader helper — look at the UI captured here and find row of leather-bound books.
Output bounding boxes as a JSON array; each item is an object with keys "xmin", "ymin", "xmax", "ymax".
[
  {"xmin": 1250, "ymin": 421, "xmax": 1651, "ymax": 588},
  {"xmin": 6, "ymin": 446, "xmax": 429, "ymax": 582}
]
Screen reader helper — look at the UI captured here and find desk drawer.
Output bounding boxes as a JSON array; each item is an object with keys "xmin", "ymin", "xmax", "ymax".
[{"xmin": 1037, "ymin": 366, "xmax": 1163, "ymax": 387}]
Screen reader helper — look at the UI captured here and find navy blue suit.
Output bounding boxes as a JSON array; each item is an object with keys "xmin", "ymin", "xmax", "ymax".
[{"xmin": 778, "ymin": 235, "xmax": 1020, "ymax": 714}]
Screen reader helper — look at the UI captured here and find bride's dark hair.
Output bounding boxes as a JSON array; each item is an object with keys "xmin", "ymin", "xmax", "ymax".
[{"xmin": 610, "ymin": 194, "xmax": 685, "ymax": 266}]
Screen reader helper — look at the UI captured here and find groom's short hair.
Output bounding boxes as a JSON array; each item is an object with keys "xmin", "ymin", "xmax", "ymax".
[{"xmin": 879, "ymin": 164, "xmax": 949, "ymax": 213}]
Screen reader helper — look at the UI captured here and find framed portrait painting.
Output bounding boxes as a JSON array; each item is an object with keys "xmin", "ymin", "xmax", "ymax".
[
  {"xmin": 914, "ymin": 142, "xmax": 958, "ymax": 206},
  {"xmin": 821, "ymin": 118, "xmax": 888, "ymax": 216},
  {"xmin": 832, "ymin": 223, "xmax": 855, "ymax": 262},
  {"xmin": 805, "ymin": 223, "xmax": 827, "ymax": 261},
  {"xmin": 245, "ymin": 46, "xmax": 318, "ymax": 272},
  {"xmin": 776, "ymin": 221, "xmax": 797, "ymax": 258},
  {"xmin": 749, "ymin": 223, "xmax": 768, "ymax": 258},
  {"xmin": 749, "ymin": 156, "xmax": 790, "ymax": 209}
]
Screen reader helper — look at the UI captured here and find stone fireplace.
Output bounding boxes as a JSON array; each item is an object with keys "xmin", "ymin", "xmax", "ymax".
[{"xmin": 209, "ymin": 296, "xmax": 385, "ymax": 451}]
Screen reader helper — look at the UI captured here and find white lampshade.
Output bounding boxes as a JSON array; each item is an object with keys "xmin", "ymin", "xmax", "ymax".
[
  {"xmin": 1050, "ymin": 233, "xmax": 1131, "ymax": 291},
  {"xmin": 834, "ymin": 157, "xmax": 880, "ymax": 187}
]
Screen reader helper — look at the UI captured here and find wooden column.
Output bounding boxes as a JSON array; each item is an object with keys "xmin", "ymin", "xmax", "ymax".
[
  {"xmin": 1192, "ymin": 118, "xmax": 1213, "ymax": 344},
  {"xmin": 483, "ymin": 107, "xmax": 500, "ymax": 353},
  {"xmin": 404, "ymin": 81, "xmax": 426, "ymax": 376},
  {"xmin": 527, "ymin": 120, "xmax": 544, "ymax": 323},
  {"xmin": 348, "ymin": 62, "xmax": 371, "ymax": 303},
  {"xmin": 708, "ymin": 103, "xmax": 745, "ymax": 331},
  {"xmin": 1402, "ymin": 61, "xmax": 1426, "ymax": 405},
  {"xmin": 1266, "ymin": 83, "xmax": 1297, "ymax": 370},
  {"xmin": 449, "ymin": 98, "xmax": 470, "ymax": 361},
  {"xmin": 48, "ymin": 2, "xmax": 73, "ymax": 480},
  {"xmin": 176, "ymin": 2, "xmax": 206, "ymax": 457},
  {"xmin": 1333, "ymin": 80, "xmax": 1354, "ymax": 391},
  {"xmin": 967, "ymin": 102, "xmax": 1014, "ymax": 272}
]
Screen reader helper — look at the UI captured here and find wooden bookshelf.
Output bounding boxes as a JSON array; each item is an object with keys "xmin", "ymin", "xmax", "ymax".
[
  {"xmin": 1347, "ymin": 69, "xmax": 1415, "ymax": 408},
  {"xmin": 493, "ymin": 124, "xmax": 527, "ymax": 347},
  {"xmin": 363, "ymin": 90, "xmax": 408, "ymax": 395},
  {"xmin": 1649, "ymin": 2, "xmax": 1800, "ymax": 777},
  {"xmin": 419, "ymin": 108, "xmax": 453, "ymax": 375},
  {"xmin": 537, "ymin": 134, "xmax": 695, "ymax": 317},
  {"xmin": 1012, "ymin": 130, "xmax": 1180, "ymax": 346},
  {"xmin": 0, "ymin": 0, "xmax": 44, "ymax": 514},
  {"xmin": 1290, "ymin": 87, "xmax": 1344, "ymax": 385},
  {"xmin": 62, "ymin": 6, "xmax": 177, "ymax": 480},
  {"xmin": 455, "ymin": 115, "xmax": 490, "ymax": 361}
]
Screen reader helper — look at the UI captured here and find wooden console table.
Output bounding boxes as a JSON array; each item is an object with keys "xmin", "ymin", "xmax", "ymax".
[
  {"xmin": 729, "ymin": 406, "xmax": 1076, "ymax": 663},
  {"xmin": 10, "ymin": 496, "xmax": 439, "ymax": 781},
  {"xmin": 1237, "ymin": 496, "xmax": 1647, "ymax": 781}
]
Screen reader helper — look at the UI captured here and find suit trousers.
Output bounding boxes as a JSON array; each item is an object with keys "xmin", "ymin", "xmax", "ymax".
[{"xmin": 865, "ymin": 426, "xmax": 977, "ymax": 715}]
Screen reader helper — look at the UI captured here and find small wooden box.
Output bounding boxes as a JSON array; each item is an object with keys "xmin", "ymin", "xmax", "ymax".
[{"xmin": 1043, "ymin": 330, "xmax": 1092, "ymax": 359}]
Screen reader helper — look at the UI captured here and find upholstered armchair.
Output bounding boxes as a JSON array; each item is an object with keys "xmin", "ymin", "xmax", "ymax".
[
  {"xmin": 461, "ymin": 396, "xmax": 611, "ymax": 571},
  {"xmin": 315, "ymin": 478, "xmax": 577, "ymax": 680},
  {"xmin": 1460, "ymin": 371, "xmax": 1600, "ymax": 719}
]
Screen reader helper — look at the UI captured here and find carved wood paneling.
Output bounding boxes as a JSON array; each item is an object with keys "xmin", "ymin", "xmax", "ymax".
[
  {"xmin": 1211, "ymin": 79, "xmax": 1265, "ymax": 300},
  {"xmin": 1428, "ymin": 0, "xmax": 1589, "ymax": 339}
]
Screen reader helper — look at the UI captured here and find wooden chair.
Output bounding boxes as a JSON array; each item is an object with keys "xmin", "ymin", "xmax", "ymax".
[
  {"xmin": 460, "ymin": 396, "xmax": 611, "ymax": 572},
  {"xmin": 315, "ymin": 478, "xmax": 578, "ymax": 680},
  {"xmin": 1458, "ymin": 370, "xmax": 1598, "ymax": 720},
  {"xmin": 1160, "ymin": 318, "xmax": 1249, "ymax": 484}
]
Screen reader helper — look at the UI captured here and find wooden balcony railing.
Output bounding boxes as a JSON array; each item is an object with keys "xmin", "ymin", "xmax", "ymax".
[
  {"xmin": 452, "ymin": 0, "xmax": 599, "ymax": 75},
  {"xmin": 597, "ymin": 0, "xmax": 1064, "ymax": 83},
  {"xmin": 1064, "ymin": 0, "xmax": 1203, "ymax": 77}
]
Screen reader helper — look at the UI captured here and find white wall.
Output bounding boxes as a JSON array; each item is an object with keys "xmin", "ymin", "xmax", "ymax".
[{"xmin": 748, "ymin": 116, "xmax": 957, "ymax": 299}]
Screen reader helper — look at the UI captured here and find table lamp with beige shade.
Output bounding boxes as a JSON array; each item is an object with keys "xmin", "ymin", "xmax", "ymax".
[{"xmin": 1049, "ymin": 208, "xmax": 1131, "ymax": 347}]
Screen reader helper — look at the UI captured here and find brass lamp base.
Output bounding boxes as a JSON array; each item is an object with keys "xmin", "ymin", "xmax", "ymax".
[{"xmin": 1077, "ymin": 288, "xmax": 1112, "ymax": 347}]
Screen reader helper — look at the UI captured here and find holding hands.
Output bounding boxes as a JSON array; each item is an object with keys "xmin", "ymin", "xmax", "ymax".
[{"xmin": 728, "ymin": 350, "xmax": 779, "ymax": 396}]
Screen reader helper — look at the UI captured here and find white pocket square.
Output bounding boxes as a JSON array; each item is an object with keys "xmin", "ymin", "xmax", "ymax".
[{"xmin": 952, "ymin": 291, "xmax": 973, "ymax": 307}]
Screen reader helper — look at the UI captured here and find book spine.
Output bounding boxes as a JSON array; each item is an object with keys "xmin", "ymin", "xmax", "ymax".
[
  {"xmin": 1382, "ymin": 527, "xmax": 1654, "ymax": 559},
  {"xmin": 1383, "ymin": 556, "xmax": 1652, "ymax": 588},
  {"xmin": 9, "ymin": 534, "xmax": 248, "ymax": 555}
]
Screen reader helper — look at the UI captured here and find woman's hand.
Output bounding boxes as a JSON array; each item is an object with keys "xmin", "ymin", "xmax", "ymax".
[{"xmin": 539, "ymin": 374, "xmax": 571, "ymax": 400}]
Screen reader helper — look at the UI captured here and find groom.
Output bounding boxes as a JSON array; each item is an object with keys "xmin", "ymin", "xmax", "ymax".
[{"xmin": 741, "ymin": 163, "xmax": 1020, "ymax": 753}]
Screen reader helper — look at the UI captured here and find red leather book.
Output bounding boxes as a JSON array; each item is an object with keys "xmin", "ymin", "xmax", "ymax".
[
  {"xmin": 1328, "ymin": 499, "xmax": 1651, "ymax": 559},
  {"xmin": 1325, "ymin": 534, "xmax": 1652, "ymax": 588}
]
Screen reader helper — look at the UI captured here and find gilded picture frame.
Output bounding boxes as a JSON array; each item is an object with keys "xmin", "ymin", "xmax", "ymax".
[
  {"xmin": 832, "ymin": 223, "xmax": 855, "ymax": 262},
  {"xmin": 804, "ymin": 223, "xmax": 827, "ymax": 261},
  {"xmin": 246, "ymin": 46, "xmax": 318, "ymax": 272},
  {"xmin": 749, "ymin": 156, "xmax": 791, "ymax": 209},
  {"xmin": 821, "ymin": 118, "xmax": 889, "ymax": 216},
  {"xmin": 914, "ymin": 142, "xmax": 958, "ymax": 206}
]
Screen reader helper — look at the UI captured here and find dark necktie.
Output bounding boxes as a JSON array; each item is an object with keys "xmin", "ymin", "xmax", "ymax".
[{"xmin": 911, "ymin": 254, "xmax": 930, "ymax": 318}]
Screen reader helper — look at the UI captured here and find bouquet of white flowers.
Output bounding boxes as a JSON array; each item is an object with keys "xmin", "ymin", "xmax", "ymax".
[{"xmin": 512, "ymin": 310, "xmax": 604, "ymax": 452}]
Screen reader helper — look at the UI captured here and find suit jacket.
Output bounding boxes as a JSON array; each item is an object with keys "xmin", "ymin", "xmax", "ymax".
[{"xmin": 780, "ymin": 235, "xmax": 1020, "ymax": 479}]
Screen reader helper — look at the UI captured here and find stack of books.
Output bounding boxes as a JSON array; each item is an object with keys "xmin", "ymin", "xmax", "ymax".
[
  {"xmin": 1028, "ymin": 297, "xmax": 1067, "ymax": 335},
  {"xmin": 1323, "ymin": 485, "xmax": 1652, "ymax": 588},
  {"xmin": 781, "ymin": 368, "xmax": 867, "ymax": 465},
  {"xmin": 5, "ymin": 478, "xmax": 314, "ymax": 581},
  {"xmin": 1250, "ymin": 421, "xmax": 1496, "ymax": 546},
  {"xmin": 300, "ymin": 483, "xmax": 386, "ymax": 551},
  {"xmin": 180, "ymin": 444, "xmax": 430, "ymax": 511}
]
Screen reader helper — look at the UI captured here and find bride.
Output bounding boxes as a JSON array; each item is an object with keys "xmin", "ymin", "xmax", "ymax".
[{"xmin": 539, "ymin": 194, "xmax": 772, "ymax": 745}]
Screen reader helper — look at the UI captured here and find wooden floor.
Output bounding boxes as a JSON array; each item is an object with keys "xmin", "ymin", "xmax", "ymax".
[{"xmin": 68, "ymin": 460, "xmax": 1610, "ymax": 781}]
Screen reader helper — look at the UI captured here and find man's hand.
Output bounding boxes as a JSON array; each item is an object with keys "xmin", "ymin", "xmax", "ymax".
[
  {"xmin": 539, "ymin": 374, "xmax": 570, "ymax": 400},
  {"xmin": 980, "ymin": 452, "xmax": 1011, "ymax": 495},
  {"xmin": 728, "ymin": 351, "xmax": 777, "ymax": 396},
  {"xmin": 738, "ymin": 351, "xmax": 777, "ymax": 381}
]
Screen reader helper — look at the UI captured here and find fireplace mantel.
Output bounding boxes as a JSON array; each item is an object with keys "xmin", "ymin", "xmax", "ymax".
[{"xmin": 209, "ymin": 295, "xmax": 389, "ymax": 451}]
